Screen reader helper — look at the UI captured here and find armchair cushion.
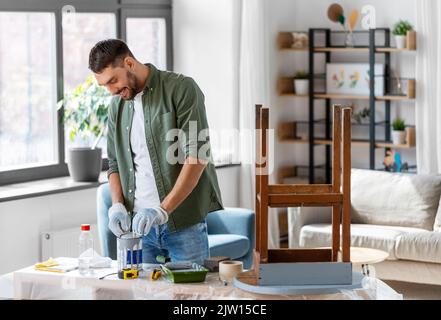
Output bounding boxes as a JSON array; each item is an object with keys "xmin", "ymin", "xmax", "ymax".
[
  {"xmin": 208, "ymin": 234, "xmax": 250, "ymax": 259},
  {"xmin": 206, "ymin": 207, "xmax": 255, "ymax": 269}
]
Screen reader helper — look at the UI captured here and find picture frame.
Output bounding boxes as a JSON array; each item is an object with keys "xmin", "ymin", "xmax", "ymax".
[{"xmin": 326, "ymin": 63, "xmax": 385, "ymax": 96}]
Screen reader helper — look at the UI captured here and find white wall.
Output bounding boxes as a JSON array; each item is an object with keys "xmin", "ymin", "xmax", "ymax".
[
  {"xmin": 268, "ymin": 0, "xmax": 417, "ymax": 175},
  {"xmin": 172, "ymin": 0, "xmax": 240, "ymax": 134},
  {"xmin": 0, "ymin": 188, "xmax": 98, "ymax": 275}
]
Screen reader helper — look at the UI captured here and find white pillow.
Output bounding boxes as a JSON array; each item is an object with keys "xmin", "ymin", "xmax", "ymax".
[{"xmin": 351, "ymin": 169, "xmax": 441, "ymax": 230}]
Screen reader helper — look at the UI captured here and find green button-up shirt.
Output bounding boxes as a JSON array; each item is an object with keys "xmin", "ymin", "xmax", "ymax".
[{"xmin": 107, "ymin": 63, "xmax": 223, "ymax": 233}]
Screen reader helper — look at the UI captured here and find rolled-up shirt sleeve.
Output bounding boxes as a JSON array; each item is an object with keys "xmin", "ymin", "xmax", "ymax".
[{"xmin": 106, "ymin": 101, "xmax": 119, "ymax": 178}]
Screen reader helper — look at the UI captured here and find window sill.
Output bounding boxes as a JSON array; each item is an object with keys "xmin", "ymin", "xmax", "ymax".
[
  {"xmin": 214, "ymin": 162, "xmax": 241, "ymax": 169},
  {"xmin": 0, "ymin": 163, "xmax": 241, "ymax": 203},
  {"xmin": 0, "ymin": 172, "xmax": 108, "ymax": 203}
]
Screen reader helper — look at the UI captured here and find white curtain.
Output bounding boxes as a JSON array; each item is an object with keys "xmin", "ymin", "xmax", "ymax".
[
  {"xmin": 238, "ymin": 0, "xmax": 279, "ymax": 248},
  {"xmin": 415, "ymin": 0, "xmax": 441, "ymax": 174}
]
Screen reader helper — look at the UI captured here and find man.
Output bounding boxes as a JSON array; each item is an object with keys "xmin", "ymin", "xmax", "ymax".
[{"xmin": 90, "ymin": 39, "xmax": 223, "ymax": 263}]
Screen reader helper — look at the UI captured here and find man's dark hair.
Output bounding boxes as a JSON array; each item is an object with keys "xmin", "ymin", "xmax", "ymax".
[{"xmin": 89, "ymin": 39, "xmax": 134, "ymax": 73}]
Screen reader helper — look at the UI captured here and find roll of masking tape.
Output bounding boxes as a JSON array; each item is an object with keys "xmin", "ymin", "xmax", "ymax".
[{"xmin": 219, "ymin": 260, "xmax": 243, "ymax": 282}]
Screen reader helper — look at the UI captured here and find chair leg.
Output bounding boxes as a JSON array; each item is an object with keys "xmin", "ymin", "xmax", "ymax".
[
  {"xmin": 342, "ymin": 108, "xmax": 352, "ymax": 263},
  {"xmin": 332, "ymin": 204, "xmax": 341, "ymax": 262}
]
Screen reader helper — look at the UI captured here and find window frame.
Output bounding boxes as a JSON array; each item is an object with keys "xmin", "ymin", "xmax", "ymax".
[{"xmin": 0, "ymin": 0, "xmax": 172, "ymax": 186}]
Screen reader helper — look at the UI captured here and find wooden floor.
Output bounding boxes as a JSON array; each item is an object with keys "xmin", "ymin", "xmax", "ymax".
[{"xmin": 385, "ymin": 280, "xmax": 441, "ymax": 300}]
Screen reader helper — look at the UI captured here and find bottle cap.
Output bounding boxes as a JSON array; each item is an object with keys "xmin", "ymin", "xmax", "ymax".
[{"xmin": 81, "ymin": 224, "xmax": 90, "ymax": 231}]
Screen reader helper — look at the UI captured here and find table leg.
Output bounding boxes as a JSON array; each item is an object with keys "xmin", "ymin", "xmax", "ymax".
[{"xmin": 361, "ymin": 264, "xmax": 370, "ymax": 276}]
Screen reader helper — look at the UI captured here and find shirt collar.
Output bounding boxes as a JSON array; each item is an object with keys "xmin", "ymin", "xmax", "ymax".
[{"xmin": 142, "ymin": 63, "xmax": 158, "ymax": 94}]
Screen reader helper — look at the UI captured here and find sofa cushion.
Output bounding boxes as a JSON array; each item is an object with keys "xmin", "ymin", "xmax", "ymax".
[
  {"xmin": 351, "ymin": 169, "xmax": 441, "ymax": 230},
  {"xmin": 299, "ymin": 223, "xmax": 426, "ymax": 260},
  {"xmin": 395, "ymin": 231, "xmax": 441, "ymax": 263},
  {"xmin": 435, "ymin": 198, "xmax": 441, "ymax": 231},
  {"xmin": 208, "ymin": 234, "xmax": 250, "ymax": 259}
]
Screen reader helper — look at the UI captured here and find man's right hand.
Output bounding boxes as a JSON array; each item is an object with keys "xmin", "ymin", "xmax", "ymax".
[{"xmin": 108, "ymin": 202, "xmax": 131, "ymax": 237}]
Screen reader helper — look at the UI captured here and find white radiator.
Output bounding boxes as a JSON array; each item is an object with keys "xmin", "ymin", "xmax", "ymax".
[{"xmin": 41, "ymin": 225, "xmax": 101, "ymax": 261}]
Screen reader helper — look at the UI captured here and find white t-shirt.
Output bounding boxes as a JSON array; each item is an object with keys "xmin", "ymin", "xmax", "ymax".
[{"xmin": 130, "ymin": 92, "xmax": 161, "ymax": 212}]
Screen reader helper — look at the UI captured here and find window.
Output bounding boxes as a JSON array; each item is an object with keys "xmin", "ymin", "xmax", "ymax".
[
  {"xmin": 126, "ymin": 18, "xmax": 167, "ymax": 70},
  {"xmin": 0, "ymin": 1, "xmax": 172, "ymax": 185},
  {"xmin": 0, "ymin": 12, "xmax": 57, "ymax": 171},
  {"xmin": 62, "ymin": 12, "xmax": 116, "ymax": 155}
]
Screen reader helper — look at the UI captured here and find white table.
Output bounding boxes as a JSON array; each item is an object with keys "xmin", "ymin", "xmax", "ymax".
[
  {"xmin": 350, "ymin": 247, "xmax": 389, "ymax": 277},
  {"xmin": 10, "ymin": 257, "xmax": 402, "ymax": 300}
]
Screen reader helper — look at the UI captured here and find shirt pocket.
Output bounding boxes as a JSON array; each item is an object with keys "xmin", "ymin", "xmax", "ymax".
[{"xmin": 153, "ymin": 112, "xmax": 179, "ymax": 158}]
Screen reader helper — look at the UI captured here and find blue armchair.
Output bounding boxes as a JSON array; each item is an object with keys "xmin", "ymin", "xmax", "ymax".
[{"xmin": 97, "ymin": 183, "xmax": 255, "ymax": 269}]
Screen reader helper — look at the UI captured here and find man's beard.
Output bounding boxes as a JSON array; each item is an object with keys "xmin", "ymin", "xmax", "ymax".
[{"xmin": 121, "ymin": 70, "xmax": 140, "ymax": 100}]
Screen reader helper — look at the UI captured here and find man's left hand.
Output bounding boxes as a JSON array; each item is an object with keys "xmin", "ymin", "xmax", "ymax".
[{"xmin": 132, "ymin": 207, "xmax": 169, "ymax": 236}]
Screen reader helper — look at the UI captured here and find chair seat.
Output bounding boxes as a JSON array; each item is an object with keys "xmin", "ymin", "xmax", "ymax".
[{"xmin": 208, "ymin": 234, "xmax": 250, "ymax": 259}]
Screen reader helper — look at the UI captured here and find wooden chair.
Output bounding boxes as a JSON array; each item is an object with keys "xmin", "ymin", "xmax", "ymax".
[{"xmin": 254, "ymin": 104, "xmax": 352, "ymax": 278}]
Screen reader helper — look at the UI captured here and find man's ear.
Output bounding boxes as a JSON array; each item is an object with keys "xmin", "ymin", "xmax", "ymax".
[{"xmin": 124, "ymin": 56, "xmax": 136, "ymax": 70}]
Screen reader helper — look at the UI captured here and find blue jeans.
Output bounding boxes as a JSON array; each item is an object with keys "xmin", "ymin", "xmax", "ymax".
[
  {"xmin": 142, "ymin": 220, "xmax": 209, "ymax": 264},
  {"xmin": 96, "ymin": 197, "xmax": 209, "ymax": 263}
]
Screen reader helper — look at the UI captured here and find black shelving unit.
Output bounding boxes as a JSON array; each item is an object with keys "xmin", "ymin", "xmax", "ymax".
[{"xmin": 308, "ymin": 28, "xmax": 399, "ymax": 184}]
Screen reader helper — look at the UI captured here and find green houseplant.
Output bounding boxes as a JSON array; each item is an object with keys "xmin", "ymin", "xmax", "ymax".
[
  {"xmin": 392, "ymin": 20, "xmax": 414, "ymax": 49},
  {"xmin": 293, "ymin": 70, "xmax": 309, "ymax": 95},
  {"xmin": 58, "ymin": 75, "xmax": 112, "ymax": 182},
  {"xmin": 392, "ymin": 117, "xmax": 406, "ymax": 145}
]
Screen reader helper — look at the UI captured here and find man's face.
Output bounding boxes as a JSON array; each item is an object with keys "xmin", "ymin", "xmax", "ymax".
[{"xmin": 95, "ymin": 60, "xmax": 139, "ymax": 100}]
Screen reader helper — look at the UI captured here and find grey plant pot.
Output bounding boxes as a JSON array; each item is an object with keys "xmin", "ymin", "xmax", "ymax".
[{"xmin": 67, "ymin": 147, "xmax": 102, "ymax": 182}]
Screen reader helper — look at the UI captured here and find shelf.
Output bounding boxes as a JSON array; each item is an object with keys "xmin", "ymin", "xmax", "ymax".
[
  {"xmin": 280, "ymin": 47, "xmax": 308, "ymax": 52},
  {"xmin": 377, "ymin": 95, "xmax": 415, "ymax": 101},
  {"xmin": 280, "ymin": 93, "xmax": 309, "ymax": 97},
  {"xmin": 315, "ymin": 93, "xmax": 369, "ymax": 100},
  {"xmin": 279, "ymin": 138, "xmax": 415, "ymax": 149},
  {"xmin": 278, "ymin": 32, "xmax": 309, "ymax": 51},
  {"xmin": 376, "ymin": 47, "xmax": 416, "ymax": 53},
  {"xmin": 315, "ymin": 139, "xmax": 416, "ymax": 149},
  {"xmin": 279, "ymin": 31, "xmax": 417, "ymax": 52},
  {"xmin": 315, "ymin": 47, "xmax": 369, "ymax": 53},
  {"xmin": 277, "ymin": 77, "xmax": 309, "ymax": 96},
  {"xmin": 375, "ymin": 141, "xmax": 416, "ymax": 149},
  {"xmin": 314, "ymin": 93, "xmax": 415, "ymax": 101},
  {"xmin": 279, "ymin": 79, "xmax": 415, "ymax": 100},
  {"xmin": 276, "ymin": 28, "xmax": 417, "ymax": 184},
  {"xmin": 292, "ymin": 119, "xmax": 386, "ymax": 127},
  {"xmin": 314, "ymin": 47, "xmax": 416, "ymax": 53},
  {"xmin": 279, "ymin": 138, "xmax": 309, "ymax": 144}
]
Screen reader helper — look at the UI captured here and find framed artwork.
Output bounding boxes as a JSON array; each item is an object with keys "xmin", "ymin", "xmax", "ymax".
[{"xmin": 326, "ymin": 63, "xmax": 385, "ymax": 96}]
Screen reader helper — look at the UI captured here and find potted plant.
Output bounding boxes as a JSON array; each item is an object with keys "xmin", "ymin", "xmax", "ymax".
[
  {"xmin": 293, "ymin": 70, "xmax": 309, "ymax": 95},
  {"xmin": 392, "ymin": 20, "xmax": 414, "ymax": 49},
  {"xmin": 392, "ymin": 117, "xmax": 406, "ymax": 145},
  {"xmin": 58, "ymin": 75, "xmax": 111, "ymax": 182}
]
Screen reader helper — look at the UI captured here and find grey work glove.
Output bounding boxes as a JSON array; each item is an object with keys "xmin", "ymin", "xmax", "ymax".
[
  {"xmin": 132, "ymin": 207, "xmax": 169, "ymax": 236},
  {"xmin": 108, "ymin": 202, "xmax": 131, "ymax": 237}
]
